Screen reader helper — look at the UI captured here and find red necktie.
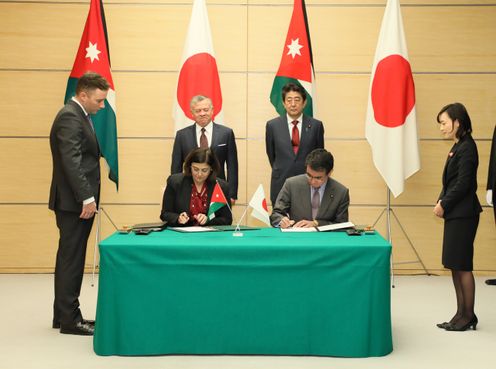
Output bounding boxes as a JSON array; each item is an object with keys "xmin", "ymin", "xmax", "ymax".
[
  {"xmin": 291, "ymin": 120, "xmax": 300, "ymax": 154},
  {"xmin": 199, "ymin": 128, "xmax": 208, "ymax": 148}
]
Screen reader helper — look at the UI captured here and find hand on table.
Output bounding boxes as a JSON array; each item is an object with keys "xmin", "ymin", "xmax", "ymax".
[
  {"xmin": 280, "ymin": 216, "xmax": 295, "ymax": 229},
  {"xmin": 178, "ymin": 212, "xmax": 190, "ymax": 224},
  {"xmin": 293, "ymin": 219, "xmax": 316, "ymax": 228},
  {"xmin": 194, "ymin": 213, "xmax": 208, "ymax": 225}
]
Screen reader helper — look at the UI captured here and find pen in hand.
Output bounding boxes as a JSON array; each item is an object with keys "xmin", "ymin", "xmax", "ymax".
[
  {"xmin": 280, "ymin": 216, "xmax": 295, "ymax": 229},
  {"xmin": 178, "ymin": 212, "xmax": 190, "ymax": 225}
]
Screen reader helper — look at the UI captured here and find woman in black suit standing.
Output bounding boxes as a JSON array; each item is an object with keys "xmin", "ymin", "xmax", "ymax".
[
  {"xmin": 160, "ymin": 147, "xmax": 232, "ymax": 226},
  {"xmin": 434, "ymin": 103, "xmax": 482, "ymax": 331}
]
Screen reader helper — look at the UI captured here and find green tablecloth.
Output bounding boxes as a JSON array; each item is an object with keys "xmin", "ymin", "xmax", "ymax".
[{"xmin": 94, "ymin": 228, "xmax": 392, "ymax": 357}]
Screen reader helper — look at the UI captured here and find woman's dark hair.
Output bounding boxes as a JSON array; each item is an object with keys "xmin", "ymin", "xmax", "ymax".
[
  {"xmin": 183, "ymin": 147, "xmax": 220, "ymax": 180},
  {"xmin": 305, "ymin": 148, "xmax": 334, "ymax": 175},
  {"xmin": 437, "ymin": 102, "xmax": 473, "ymax": 139}
]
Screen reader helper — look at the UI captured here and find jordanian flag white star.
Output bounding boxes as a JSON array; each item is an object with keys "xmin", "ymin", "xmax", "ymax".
[
  {"xmin": 286, "ymin": 38, "xmax": 303, "ymax": 59},
  {"xmin": 85, "ymin": 42, "xmax": 101, "ymax": 63}
]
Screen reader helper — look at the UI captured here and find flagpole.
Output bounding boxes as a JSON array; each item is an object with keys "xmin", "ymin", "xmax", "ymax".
[
  {"xmin": 233, "ymin": 205, "xmax": 249, "ymax": 237},
  {"xmin": 386, "ymin": 188, "xmax": 391, "ymax": 243},
  {"xmin": 373, "ymin": 185, "xmax": 430, "ymax": 280},
  {"xmin": 91, "ymin": 208, "xmax": 101, "ymax": 287}
]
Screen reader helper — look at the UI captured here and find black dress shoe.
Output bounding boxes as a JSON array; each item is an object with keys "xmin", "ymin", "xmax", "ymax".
[
  {"xmin": 53, "ymin": 319, "xmax": 95, "ymax": 329},
  {"xmin": 60, "ymin": 322, "xmax": 94, "ymax": 336},
  {"xmin": 485, "ymin": 279, "xmax": 496, "ymax": 286},
  {"xmin": 436, "ymin": 322, "xmax": 450, "ymax": 329},
  {"xmin": 445, "ymin": 315, "xmax": 478, "ymax": 332}
]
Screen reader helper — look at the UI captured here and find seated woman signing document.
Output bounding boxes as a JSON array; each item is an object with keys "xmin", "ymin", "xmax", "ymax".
[{"xmin": 160, "ymin": 148, "xmax": 232, "ymax": 227}]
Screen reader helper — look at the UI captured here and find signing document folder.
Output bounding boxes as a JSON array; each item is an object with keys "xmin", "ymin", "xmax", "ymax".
[{"xmin": 280, "ymin": 221, "xmax": 354, "ymax": 232}]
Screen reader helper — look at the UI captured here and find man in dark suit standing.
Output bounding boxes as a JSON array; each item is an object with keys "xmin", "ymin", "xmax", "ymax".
[
  {"xmin": 270, "ymin": 149, "xmax": 350, "ymax": 228},
  {"xmin": 49, "ymin": 72, "xmax": 110, "ymax": 335},
  {"xmin": 265, "ymin": 83, "xmax": 324, "ymax": 205},
  {"xmin": 486, "ymin": 125, "xmax": 496, "ymax": 285},
  {"xmin": 171, "ymin": 95, "xmax": 238, "ymax": 202}
]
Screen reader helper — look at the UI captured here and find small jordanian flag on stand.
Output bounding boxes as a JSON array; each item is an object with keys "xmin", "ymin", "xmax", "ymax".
[
  {"xmin": 65, "ymin": 0, "xmax": 119, "ymax": 188},
  {"xmin": 270, "ymin": 0, "xmax": 315, "ymax": 117},
  {"xmin": 207, "ymin": 182, "xmax": 228, "ymax": 220}
]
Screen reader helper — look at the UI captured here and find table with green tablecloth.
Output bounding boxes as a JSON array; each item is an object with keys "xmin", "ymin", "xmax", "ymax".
[{"xmin": 93, "ymin": 228, "xmax": 392, "ymax": 357}]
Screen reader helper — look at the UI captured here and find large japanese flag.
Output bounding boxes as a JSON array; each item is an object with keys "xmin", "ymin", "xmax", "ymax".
[
  {"xmin": 173, "ymin": 0, "xmax": 223, "ymax": 131},
  {"xmin": 365, "ymin": 0, "xmax": 420, "ymax": 197}
]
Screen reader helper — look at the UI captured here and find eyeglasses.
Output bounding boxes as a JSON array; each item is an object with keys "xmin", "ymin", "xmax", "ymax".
[
  {"xmin": 306, "ymin": 172, "xmax": 326, "ymax": 182},
  {"xmin": 191, "ymin": 166, "xmax": 211, "ymax": 174}
]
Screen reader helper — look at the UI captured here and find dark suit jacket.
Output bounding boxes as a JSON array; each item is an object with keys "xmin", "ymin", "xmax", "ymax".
[
  {"xmin": 487, "ymin": 125, "xmax": 496, "ymax": 220},
  {"xmin": 487, "ymin": 125, "xmax": 496, "ymax": 192},
  {"xmin": 265, "ymin": 115, "xmax": 324, "ymax": 204},
  {"xmin": 270, "ymin": 174, "xmax": 349, "ymax": 227},
  {"xmin": 160, "ymin": 174, "xmax": 232, "ymax": 226},
  {"xmin": 439, "ymin": 135, "xmax": 482, "ymax": 220},
  {"xmin": 171, "ymin": 123, "xmax": 238, "ymax": 199},
  {"xmin": 49, "ymin": 100, "xmax": 100, "ymax": 212}
]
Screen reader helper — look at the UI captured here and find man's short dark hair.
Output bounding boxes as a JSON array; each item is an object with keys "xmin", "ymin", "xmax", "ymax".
[
  {"xmin": 281, "ymin": 82, "xmax": 307, "ymax": 102},
  {"xmin": 437, "ymin": 102, "xmax": 473, "ymax": 139},
  {"xmin": 75, "ymin": 72, "xmax": 110, "ymax": 95},
  {"xmin": 183, "ymin": 147, "xmax": 220, "ymax": 180},
  {"xmin": 305, "ymin": 149, "xmax": 334, "ymax": 174}
]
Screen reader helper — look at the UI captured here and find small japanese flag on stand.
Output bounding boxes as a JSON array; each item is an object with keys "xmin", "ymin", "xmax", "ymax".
[{"xmin": 248, "ymin": 185, "xmax": 271, "ymax": 226}]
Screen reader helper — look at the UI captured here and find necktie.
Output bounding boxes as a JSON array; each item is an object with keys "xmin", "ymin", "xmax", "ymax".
[
  {"xmin": 87, "ymin": 115, "xmax": 95, "ymax": 132},
  {"xmin": 200, "ymin": 128, "xmax": 208, "ymax": 148},
  {"xmin": 311, "ymin": 188, "xmax": 320, "ymax": 219},
  {"xmin": 291, "ymin": 120, "xmax": 300, "ymax": 154}
]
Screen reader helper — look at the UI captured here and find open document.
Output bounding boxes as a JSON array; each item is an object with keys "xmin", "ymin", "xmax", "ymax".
[
  {"xmin": 316, "ymin": 221, "xmax": 355, "ymax": 232},
  {"xmin": 280, "ymin": 227, "xmax": 317, "ymax": 232},
  {"xmin": 169, "ymin": 226, "xmax": 219, "ymax": 233}
]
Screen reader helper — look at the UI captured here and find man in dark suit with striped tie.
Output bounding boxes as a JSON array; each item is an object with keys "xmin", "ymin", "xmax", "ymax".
[
  {"xmin": 265, "ymin": 83, "xmax": 324, "ymax": 205},
  {"xmin": 171, "ymin": 95, "xmax": 238, "ymax": 202},
  {"xmin": 270, "ymin": 149, "xmax": 350, "ymax": 228},
  {"xmin": 49, "ymin": 72, "xmax": 109, "ymax": 335}
]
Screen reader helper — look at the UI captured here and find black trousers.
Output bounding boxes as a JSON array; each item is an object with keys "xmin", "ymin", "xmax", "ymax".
[
  {"xmin": 53, "ymin": 210, "xmax": 94, "ymax": 326},
  {"xmin": 493, "ymin": 190, "xmax": 496, "ymax": 222}
]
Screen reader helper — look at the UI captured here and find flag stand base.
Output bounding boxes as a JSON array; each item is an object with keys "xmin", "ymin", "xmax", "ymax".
[
  {"xmin": 373, "ymin": 188, "xmax": 430, "ymax": 288},
  {"xmin": 91, "ymin": 207, "xmax": 119, "ymax": 287}
]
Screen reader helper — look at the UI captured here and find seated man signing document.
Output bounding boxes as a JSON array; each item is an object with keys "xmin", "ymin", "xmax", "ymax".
[{"xmin": 270, "ymin": 149, "xmax": 350, "ymax": 228}]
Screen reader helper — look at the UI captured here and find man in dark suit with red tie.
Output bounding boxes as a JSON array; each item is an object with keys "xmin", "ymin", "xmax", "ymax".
[
  {"xmin": 171, "ymin": 95, "xmax": 238, "ymax": 203},
  {"xmin": 265, "ymin": 83, "xmax": 324, "ymax": 205},
  {"xmin": 49, "ymin": 72, "xmax": 109, "ymax": 335}
]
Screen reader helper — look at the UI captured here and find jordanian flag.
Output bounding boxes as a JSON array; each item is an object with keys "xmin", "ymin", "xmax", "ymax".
[
  {"xmin": 65, "ymin": 0, "xmax": 119, "ymax": 188},
  {"xmin": 270, "ymin": 0, "xmax": 315, "ymax": 117},
  {"xmin": 207, "ymin": 182, "xmax": 228, "ymax": 220}
]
